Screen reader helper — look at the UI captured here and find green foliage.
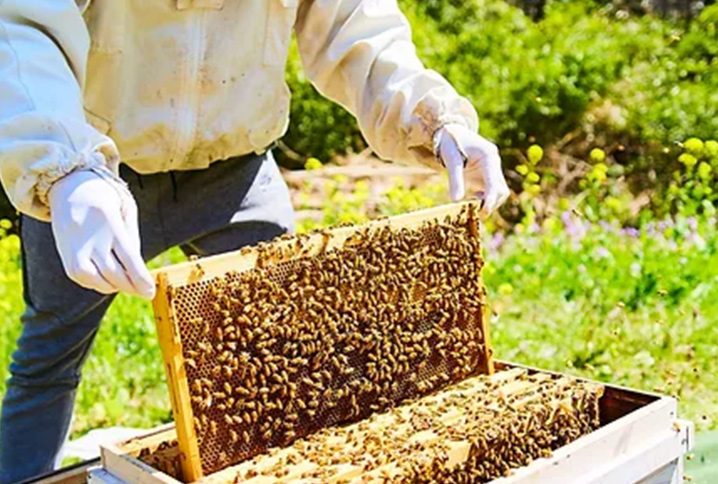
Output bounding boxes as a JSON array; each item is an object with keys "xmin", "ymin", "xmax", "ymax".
[
  {"xmin": 609, "ymin": 5, "xmax": 718, "ymax": 148},
  {"xmin": 281, "ymin": 0, "xmax": 677, "ymax": 164},
  {"xmin": 281, "ymin": 45, "xmax": 365, "ymax": 168}
]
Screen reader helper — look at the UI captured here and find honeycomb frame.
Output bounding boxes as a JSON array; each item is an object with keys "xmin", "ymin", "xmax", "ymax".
[{"xmin": 151, "ymin": 201, "xmax": 493, "ymax": 481}]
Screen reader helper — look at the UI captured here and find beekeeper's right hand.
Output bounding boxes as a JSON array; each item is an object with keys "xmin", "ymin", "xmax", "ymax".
[{"xmin": 48, "ymin": 167, "xmax": 156, "ymax": 299}]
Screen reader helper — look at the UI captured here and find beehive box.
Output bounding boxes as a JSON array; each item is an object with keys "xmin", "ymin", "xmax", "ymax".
[
  {"xmin": 152, "ymin": 202, "xmax": 493, "ymax": 480},
  {"xmin": 120, "ymin": 202, "xmax": 693, "ymax": 484},
  {"xmin": 94, "ymin": 363, "xmax": 692, "ymax": 484}
]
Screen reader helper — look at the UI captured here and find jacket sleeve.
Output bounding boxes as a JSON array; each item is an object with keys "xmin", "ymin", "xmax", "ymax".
[
  {"xmin": 0, "ymin": 0, "xmax": 120, "ymax": 221},
  {"xmin": 294, "ymin": 0, "xmax": 478, "ymax": 168}
]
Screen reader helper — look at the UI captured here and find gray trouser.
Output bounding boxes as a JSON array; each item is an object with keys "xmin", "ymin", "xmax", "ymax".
[{"xmin": 0, "ymin": 152, "xmax": 294, "ymax": 483}]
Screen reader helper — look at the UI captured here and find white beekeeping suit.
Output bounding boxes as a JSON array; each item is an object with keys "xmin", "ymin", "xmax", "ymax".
[{"xmin": 0, "ymin": 0, "xmax": 507, "ymax": 295}]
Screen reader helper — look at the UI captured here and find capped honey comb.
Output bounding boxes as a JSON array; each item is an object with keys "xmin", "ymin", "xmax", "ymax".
[
  {"xmin": 152, "ymin": 202, "xmax": 492, "ymax": 480},
  {"xmin": 135, "ymin": 368, "xmax": 604, "ymax": 483}
]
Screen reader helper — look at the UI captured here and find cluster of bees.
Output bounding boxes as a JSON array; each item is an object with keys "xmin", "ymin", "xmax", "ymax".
[
  {"xmin": 168, "ymin": 208, "xmax": 490, "ymax": 475},
  {"xmin": 228, "ymin": 369, "xmax": 604, "ymax": 483},
  {"xmin": 138, "ymin": 369, "xmax": 603, "ymax": 483}
]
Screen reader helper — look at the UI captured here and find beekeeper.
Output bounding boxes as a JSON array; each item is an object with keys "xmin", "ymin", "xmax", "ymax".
[{"xmin": 0, "ymin": 1, "xmax": 509, "ymax": 481}]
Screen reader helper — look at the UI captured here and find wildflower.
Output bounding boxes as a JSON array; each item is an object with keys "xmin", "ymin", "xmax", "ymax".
[
  {"xmin": 589, "ymin": 148, "xmax": 606, "ymax": 164},
  {"xmin": 0, "ymin": 219, "xmax": 11, "ymax": 230},
  {"xmin": 527, "ymin": 145, "xmax": 543, "ymax": 165},
  {"xmin": 525, "ymin": 184, "xmax": 541, "ymax": 196},
  {"xmin": 705, "ymin": 140, "xmax": 718, "ymax": 157},
  {"xmin": 526, "ymin": 172, "xmax": 540, "ymax": 184},
  {"xmin": 620, "ymin": 227, "xmax": 640, "ymax": 238},
  {"xmin": 516, "ymin": 164, "xmax": 529, "ymax": 176},
  {"xmin": 304, "ymin": 157, "xmax": 323, "ymax": 171},
  {"xmin": 684, "ymin": 138, "xmax": 705, "ymax": 155},
  {"xmin": 697, "ymin": 162, "xmax": 712, "ymax": 180},
  {"xmin": 489, "ymin": 232, "xmax": 505, "ymax": 250},
  {"xmin": 498, "ymin": 283, "xmax": 514, "ymax": 296},
  {"xmin": 595, "ymin": 247, "xmax": 610, "ymax": 259},
  {"xmin": 605, "ymin": 196, "xmax": 621, "ymax": 212},
  {"xmin": 590, "ymin": 163, "xmax": 608, "ymax": 182},
  {"xmin": 678, "ymin": 153, "xmax": 698, "ymax": 168},
  {"xmin": 542, "ymin": 217, "xmax": 558, "ymax": 232}
]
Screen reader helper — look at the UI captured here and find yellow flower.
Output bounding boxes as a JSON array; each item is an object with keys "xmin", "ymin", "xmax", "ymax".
[
  {"xmin": 526, "ymin": 184, "xmax": 541, "ymax": 196},
  {"xmin": 527, "ymin": 145, "xmax": 544, "ymax": 165},
  {"xmin": 605, "ymin": 196, "xmax": 621, "ymax": 212},
  {"xmin": 706, "ymin": 140, "xmax": 718, "ymax": 157},
  {"xmin": 558, "ymin": 197, "xmax": 571, "ymax": 211},
  {"xmin": 542, "ymin": 217, "xmax": 558, "ymax": 232},
  {"xmin": 526, "ymin": 172, "xmax": 540, "ymax": 184},
  {"xmin": 594, "ymin": 162, "xmax": 608, "ymax": 173},
  {"xmin": 589, "ymin": 148, "xmax": 606, "ymax": 164},
  {"xmin": 498, "ymin": 283, "xmax": 514, "ymax": 296},
  {"xmin": 589, "ymin": 163, "xmax": 608, "ymax": 183},
  {"xmin": 516, "ymin": 164, "xmax": 529, "ymax": 176},
  {"xmin": 698, "ymin": 161, "xmax": 712, "ymax": 180},
  {"xmin": 678, "ymin": 153, "xmax": 698, "ymax": 168},
  {"xmin": 684, "ymin": 138, "xmax": 705, "ymax": 155},
  {"xmin": 0, "ymin": 219, "xmax": 11, "ymax": 230},
  {"xmin": 304, "ymin": 157, "xmax": 323, "ymax": 171}
]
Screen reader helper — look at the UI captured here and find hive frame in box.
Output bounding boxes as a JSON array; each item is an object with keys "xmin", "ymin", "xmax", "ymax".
[
  {"xmin": 151, "ymin": 201, "xmax": 494, "ymax": 481},
  {"xmin": 92, "ymin": 363, "xmax": 693, "ymax": 484}
]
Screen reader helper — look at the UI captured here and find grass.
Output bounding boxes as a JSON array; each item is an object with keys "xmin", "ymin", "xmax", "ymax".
[
  {"xmin": 485, "ymin": 214, "xmax": 718, "ymax": 431},
  {"xmin": 0, "ymin": 174, "xmax": 716, "ymax": 480}
]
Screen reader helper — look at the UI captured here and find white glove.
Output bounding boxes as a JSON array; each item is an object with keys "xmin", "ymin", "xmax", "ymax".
[
  {"xmin": 48, "ymin": 168, "xmax": 156, "ymax": 299},
  {"xmin": 437, "ymin": 124, "xmax": 510, "ymax": 218}
]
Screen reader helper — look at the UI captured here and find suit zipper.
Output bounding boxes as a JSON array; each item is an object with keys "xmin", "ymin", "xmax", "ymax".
[{"xmin": 169, "ymin": 10, "xmax": 206, "ymax": 169}]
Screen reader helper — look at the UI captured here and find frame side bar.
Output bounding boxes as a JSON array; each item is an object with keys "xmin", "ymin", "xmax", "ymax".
[{"xmin": 153, "ymin": 273, "xmax": 204, "ymax": 481}]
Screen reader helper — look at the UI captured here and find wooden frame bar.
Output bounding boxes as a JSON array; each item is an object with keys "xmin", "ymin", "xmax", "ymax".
[{"xmin": 153, "ymin": 273, "xmax": 203, "ymax": 481}]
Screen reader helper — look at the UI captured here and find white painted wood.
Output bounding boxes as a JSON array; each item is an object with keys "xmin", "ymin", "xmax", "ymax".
[
  {"xmin": 490, "ymin": 397, "xmax": 678, "ymax": 484},
  {"xmin": 578, "ymin": 420, "xmax": 693, "ymax": 484},
  {"xmin": 88, "ymin": 469, "xmax": 126, "ymax": 484},
  {"xmin": 633, "ymin": 460, "xmax": 679, "ymax": 484}
]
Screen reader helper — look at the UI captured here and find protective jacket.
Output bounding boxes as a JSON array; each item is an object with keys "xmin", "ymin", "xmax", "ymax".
[{"xmin": 0, "ymin": 0, "xmax": 478, "ymax": 221}]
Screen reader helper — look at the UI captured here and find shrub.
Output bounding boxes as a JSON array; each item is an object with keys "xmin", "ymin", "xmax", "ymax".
[
  {"xmin": 281, "ymin": 0, "xmax": 670, "ymax": 164},
  {"xmin": 610, "ymin": 4, "xmax": 718, "ymax": 148}
]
